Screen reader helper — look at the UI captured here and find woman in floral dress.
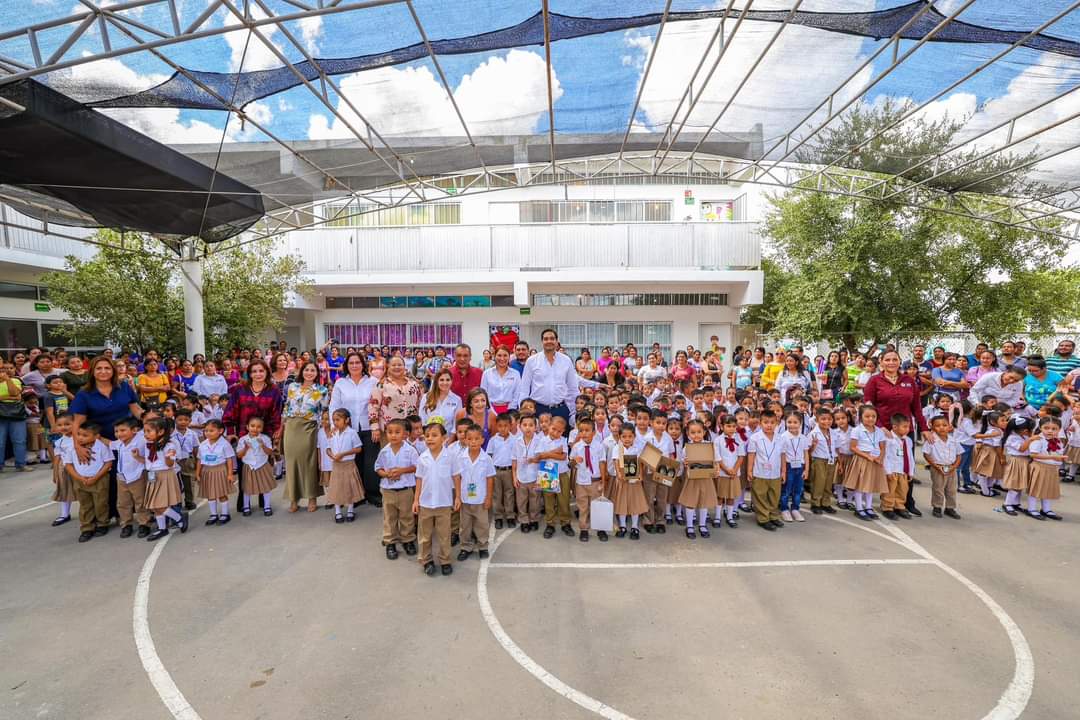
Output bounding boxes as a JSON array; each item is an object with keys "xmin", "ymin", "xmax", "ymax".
[
  {"xmin": 282, "ymin": 360, "xmax": 329, "ymax": 512},
  {"xmin": 368, "ymin": 356, "xmax": 423, "ymax": 444}
]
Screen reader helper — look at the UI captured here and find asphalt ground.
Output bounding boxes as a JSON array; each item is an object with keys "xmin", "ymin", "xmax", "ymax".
[{"xmin": 2, "ymin": 462, "xmax": 1077, "ymax": 720}]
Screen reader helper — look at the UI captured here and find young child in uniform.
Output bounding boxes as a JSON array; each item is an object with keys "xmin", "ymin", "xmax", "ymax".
[
  {"xmin": 325, "ymin": 408, "xmax": 364, "ymax": 523},
  {"xmin": 712, "ymin": 414, "xmax": 743, "ymax": 529},
  {"xmin": 537, "ymin": 416, "xmax": 572, "ymax": 539},
  {"xmin": 196, "ymin": 419, "xmax": 236, "ymax": 526},
  {"xmin": 375, "ymin": 419, "xmax": 419, "ymax": 560},
  {"xmin": 611, "ymin": 424, "xmax": 648, "ymax": 539},
  {"xmin": 49, "ymin": 413, "xmax": 76, "ymax": 527},
  {"xmin": 112, "ymin": 417, "xmax": 152, "ymax": 539},
  {"xmin": 570, "ymin": 417, "xmax": 608, "ymax": 542},
  {"xmin": 923, "ymin": 416, "xmax": 963, "ymax": 519},
  {"xmin": 140, "ymin": 417, "xmax": 188, "ymax": 541},
  {"xmin": 66, "ymin": 422, "xmax": 113, "ymax": 543},
  {"xmin": 779, "ymin": 412, "xmax": 810, "ymax": 523},
  {"xmin": 512, "ymin": 414, "xmax": 543, "ymax": 533},
  {"xmin": 173, "ymin": 409, "xmax": 199, "ymax": 511},
  {"xmin": 999, "ymin": 416, "xmax": 1032, "ymax": 515},
  {"xmin": 747, "ymin": 410, "xmax": 784, "ymax": 531},
  {"xmin": 679, "ymin": 419, "xmax": 717, "ymax": 538},
  {"xmin": 971, "ymin": 411, "xmax": 1005, "ymax": 495},
  {"xmin": 1026, "ymin": 417, "xmax": 1066, "ymax": 520},
  {"xmin": 845, "ymin": 405, "xmax": 887, "ymax": 521},
  {"xmin": 317, "ymin": 422, "xmax": 333, "ymax": 494},
  {"xmin": 413, "ymin": 422, "xmax": 459, "ymax": 576},
  {"xmin": 881, "ymin": 415, "xmax": 915, "ymax": 520},
  {"xmin": 807, "ymin": 408, "xmax": 837, "ymax": 515},
  {"xmin": 454, "ymin": 424, "xmax": 496, "ymax": 560},
  {"xmin": 831, "ymin": 409, "xmax": 853, "ymax": 510},
  {"xmin": 236, "ymin": 416, "xmax": 276, "ymax": 517},
  {"xmin": 487, "ymin": 412, "xmax": 517, "ymax": 530},
  {"xmin": 640, "ymin": 409, "xmax": 674, "ymax": 534},
  {"xmin": 1064, "ymin": 411, "xmax": 1080, "ymax": 483}
]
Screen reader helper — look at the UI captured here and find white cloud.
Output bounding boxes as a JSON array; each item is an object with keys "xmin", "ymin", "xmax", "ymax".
[
  {"xmin": 223, "ymin": 5, "xmax": 284, "ymax": 72},
  {"xmin": 308, "ymin": 49, "xmax": 561, "ymax": 139},
  {"xmin": 297, "ymin": 15, "xmax": 323, "ymax": 55}
]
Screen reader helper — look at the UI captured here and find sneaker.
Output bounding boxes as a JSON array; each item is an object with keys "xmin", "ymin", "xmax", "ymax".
[
  {"xmin": 781, "ymin": 510, "xmax": 793, "ymax": 522},
  {"xmin": 792, "ymin": 510, "xmax": 805, "ymax": 522}
]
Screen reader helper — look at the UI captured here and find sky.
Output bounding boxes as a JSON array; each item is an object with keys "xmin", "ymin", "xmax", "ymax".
[{"xmin": 5, "ymin": 0, "xmax": 1080, "ymax": 194}]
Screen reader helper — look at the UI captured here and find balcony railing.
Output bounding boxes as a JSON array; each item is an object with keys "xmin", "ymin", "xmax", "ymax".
[
  {"xmin": 282, "ymin": 222, "xmax": 760, "ymax": 274},
  {"xmin": 0, "ymin": 204, "xmax": 97, "ymax": 261}
]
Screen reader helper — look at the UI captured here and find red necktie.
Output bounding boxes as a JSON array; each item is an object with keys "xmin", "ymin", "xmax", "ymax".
[
  {"xmin": 737, "ymin": 428, "xmax": 747, "ymax": 442},
  {"xmin": 725, "ymin": 437, "xmax": 737, "ymax": 452},
  {"xmin": 584, "ymin": 445, "xmax": 592, "ymax": 474},
  {"xmin": 902, "ymin": 437, "xmax": 910, "ymax": 475},
  {"xmin": 1048, "ymin": 438, "xmax": 1062, "ymax": 453}
]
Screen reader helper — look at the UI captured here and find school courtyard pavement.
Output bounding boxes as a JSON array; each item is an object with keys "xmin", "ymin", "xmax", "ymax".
[{"xmin": 2, "ymin": 463, "xmax": 1077, "ymax": 720}]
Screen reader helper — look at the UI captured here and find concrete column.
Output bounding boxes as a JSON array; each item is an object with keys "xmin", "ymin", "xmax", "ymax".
[{"xmin": 180, "ymin": 243, "xmax": 206, "ymax": 358}]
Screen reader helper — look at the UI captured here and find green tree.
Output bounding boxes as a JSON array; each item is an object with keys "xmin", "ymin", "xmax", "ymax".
[
  {"xmin": 43, "ymin": 232, "xmax": 308, "ymax": 355},
  {"xmin": 750, "ymin": 100, "xmax": 1080, "ymax": 350}
]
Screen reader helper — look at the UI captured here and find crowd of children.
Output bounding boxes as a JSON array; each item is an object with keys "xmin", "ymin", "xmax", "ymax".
[{"xmin": 23, "ymin": 342, "xmax": 1075, "ymax": 578}]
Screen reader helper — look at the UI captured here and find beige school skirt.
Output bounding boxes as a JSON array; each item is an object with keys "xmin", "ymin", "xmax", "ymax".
[
  {"xmin": 713, "ymin": 472, "xmax": 741, "ymax": 502},
  {"xmin": 1028, "ymin": 462, "xmax": 1061, "ymax": 500},
  {"xmin": 199, "ymin": 463, "xmax": 236, "ymax": 499},
  {"xmin": 612, "ymin": 476, "xmax": 649, "ymax": 517},
  {"xmin": 243, "ymin": 462, "xmax": 277, "ymax": 495},
  {"xmin": 1001, "ymin": 455, "xmax": 1030, "ymax": 492},
  {"xmin": 145, "ymin": 468, "xmax": 182, "ymax": 509},
  {"xmin": 326, "ymin": 460, "xmax": 364, "ymax": 506},
  {"xmin": 844, "ymin": 455, "xmax": 888, "ymax": 494},
  {"xmin": 679, "ymin": 475, "xmax": 717, "ymax": 510},
  {"xmin": 1066, "ymin": 446, "xmax": 1080, "ymax": 465},
  {"xmin": 971, "ymin": 444, "xmax": 1003, "ymax": 479},
  {"xmin": 52, "ymin": 461, "xmax": 77, "ymax": 503}
]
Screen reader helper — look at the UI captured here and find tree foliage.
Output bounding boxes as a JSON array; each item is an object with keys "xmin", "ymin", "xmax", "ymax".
[
  {"xmin": 747, "ymin": 100, "xmax": 1080, "ymax": 350},
  {"xmin": 43, "ymin": 232, "xmax": 308, "ymax": 356}
]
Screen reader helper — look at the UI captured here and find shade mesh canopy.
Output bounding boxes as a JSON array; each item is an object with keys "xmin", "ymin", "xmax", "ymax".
[{"xmin": 2, "ymin": 0, "xmax": 1080, "ymax": 237}]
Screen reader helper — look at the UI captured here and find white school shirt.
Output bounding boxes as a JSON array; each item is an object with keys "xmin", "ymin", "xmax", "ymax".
[
  {"xmin": 513, "ymin": 434, "xmax": 545, "ymax": 484},
  {"xmin": 713, "ymin": 434, "xmax": 745, "ymax": 477},
  {"xmin": 197, "ymin": 437, "xmax": 235, "ymax": 467},
  {"xmin": 643, "ymin": 431, "xmax": 675, "ymax": 461},
  {"xmin": 65, "ymin": 439, "xmax": 111, "ymax": 478},
  {"xmin": 954, "ymin": 417, "xmax": 977, "ymax": 447},
  {"xmin": 779, "ymin": 430, "xmax": 810, "ymax": 468},
  {"xmin": 610, "ymin": 438, "xmax": 646, "ymax": 477},
  {"xmin": 144, "ymin": 439, "xmax": 180, "ymax": 473},
  {"xmin": 923, "ymin": 434, "xmax": 961, "ymax": 467},
  {"xmin": 570, "ymin": 438, "xmax": 606, "ymax": 484},
  {"xmin": 189, "ymin": 410, "xmax": 208, "ymax": 439},
  {"xmin": 850, "ymin": 425, "xmax": 886, "ymax": 459},
  {"xmin": 53, "ymin": 434, "xmax": 74, "ymax": 462},
  {"xmin": 1028, "ymin": 436, "xmax": 1065, "ymax": 467},
  {"xmin": 592, "ymin": 422, "xmax": 611, "ymax": 442},
  {"xmin": 1068, "ymin": 420, "xmax": 1080, "ymax": 449},
  {"xmin": 480, "ymin": 366, "xmax": 521, "ymax": 409},
  {"xmin": 1003, "ymin": 433, "xmax": 1029, "ymax": 457},
  {"xmin": 979, "ymin": 429, "xmax": 1003, "ymax": 448},
  {"xmin": 538, "ymin": 434, "xmax": 569, "ymax": 474},
  {"xmin": 808, "ymin": 426, "xmax": 835, "ymax": 463},
  {"xmin": 238, "ymin": 433, "xmax": 272, "ymax": 469},
  {"xmin": 832, "ymin": 427, "xmax": 853, "ymax": 456},
  {"xmin": 416, "ymin": 448, "xmax": 456, "ymax": 508},
  {"xmin": 317, "ymin": 427, "xmax": 334, "ymax": 472},
  {"xmin": 410, "ymin": 437, "xmax": 427, "ymax": 456},
  {"xmin": 419, "ymin": 394, "xmax": 462, "ymax": 426},
  {"xmin": 747, "ymin": 430, "xmax": 783, "ymax": 479},
  {"xmin": 173, "ymin": 428, "xmax": 199, "ymax": 460},
  {"xmin": 111, "ymin": 437, "xmax": 147, "ymax": 484},
  {"xmin": 374, "ymin": 443, "xmax": 420, "ymax": 490},
  {"xmin": 883, "ymin": 434, "xmax": 915, "ymax": 475},
  {"xmin": 328, "ymin": 427, "xmax": 362, "ymax": 461},
  {"xmin": 486, "ymin": 433, "xmax": 515, "ymax": 468},
  {"xmin": 922, "ymin": 406, "xmax": 942, "ymax": 425},
  {"xmin": 455, "ymin": 450, "xmax": 496, "ymax": 505}
]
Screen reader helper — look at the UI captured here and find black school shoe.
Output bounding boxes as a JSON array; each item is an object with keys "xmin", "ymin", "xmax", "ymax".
[
  {"xmin": 506, "ymin": 519, "xmax": 517, "ymax": 528},
  {"xmin": 615, "ymin": 527, "xmax": 627, "ymax": 538},
  {"xmin": 1002, "ymin": 505, "xmax": 1018, "ymax": 516},
  {"xmin": 403, "ymin": 541, "xmax": 418, "ymax": 556},
  {"xmin": 699, "ymin": 526, "xmax": 710, "ymax": 538},
  {"xmin": 561, "ymin": 524, "xmax": 574, "ymax": 537},
  {"xmin": 520, "ymin": 523, "xmax": 531, "ymax": 534},
  {"xmin": 1025, "ymin": 509, "xmax": 1046, "ymax": 520},
  {"xmin": 205, "ymin": 515, "xmax": 218, "ymax": 526},
  {"xmin": 770, "ymin": 519, "xmax": 784, "ymax": 529},
  {"xmin": 120, "ymin": 526, "xmax": 134, "ymax": 538},
  {"xmin": 137, "ymin": 524, "xmax": 152, "ymax": 538},
  {"xmin": 386, "ymin": 544, "xmax": 399, "ymax": 560},
  {"xmin": 242, "ymin": 508, "xmax": 252, "ymax": 517},
  {"xmin": 335, "ymin": 515, "xmax": 345, "ymax": 524},
  {"xmin": 655, "ymin": 524, "xmax": 666, "ymax": 535},
  {"xmin": 579, "ymin": 530, "xmax": 589, "ymax": 542},
  {"xmin": 944, "ymin": 508, "xmax": 961, "ymax": 520},
  {"xmin": 457, "ymin": 549, "xmax": 473, "ymax": 561},
  {"xmin": 932, "ymin": 508, "xmax": 943, "ymax": 518},
  {"xmin": 479, "ymin": 549, "xmax": 489, "ymax": 558},
  {"xmin": 685, "ymin": 527, "xmax": 696, "ymax": 539},
  {"xmin": 451, "ymin": 533, "xmax": 460, "ymax": 547},
  {"xmin": 644, "ymin": 524, "xmax": 656, "ymax": 534},
  {"xmin": 77, "ymin": 531, "xmax": 94, "ymax": 543},
  {"xmin": 494, "ymin": 519, "xmax": 504, "ymax": 530},
  {"xmin": 758, "ymin": 522, "xmax": 776, "ymax": 532},
  {"xmin": 146, "ymin": 527, "xmax": 169, "ymax": 542},
  {"xmin": 530, "ymin": 521, "xmax": 539, "ymax": 531},
  {"xmin": 543, "ymin": 525, "xmax": 556, "ymax": 539},
  {"xmin": 441, "ymin": 564, "xmax": 453, "ymax": 576},
  {"xmin": 597, "ymin": 530, "xmax": 609, "ymax": 542},
  {"xmin": 811, "ymin": 506, "xmax": 823, "ymax": 515},
  {"xmin": 51, "ymin": 515, "xmax": 70, "ymax": 527},
  {"xmin": 907, "ymin": 507, "xmax": 923, "ymax": 517},
  {"xmin": 629, "ymin": 528, "xmax": 640, "ymax": 540},
  {"xmin": 94, "ymin": 526, "xmax": 108, "ymax": 537},
  {"xmin": 726, "ymin": 517, "xmax": 738, "ymax": 528},
  {"xmin": 1042, "ymin": 511, "xmax": 1064, "ymax": 521},
  {"xmin": 882, "ymin": 510, "xmax": 898, "ymax": 520},
  {"xmin": 712, "ymin": 517, "xmax": 722, "ymax": 528},
  {"xmin": 218, "ymin": 514, "xmax": 231, "ymax": 525},
  {"xmin": 424, "ymin": 561, "xmax": 437, "ymax": 576},
  {"xmin": 822, "ymin": 505, "xmax": 837, "ymax": 514}
]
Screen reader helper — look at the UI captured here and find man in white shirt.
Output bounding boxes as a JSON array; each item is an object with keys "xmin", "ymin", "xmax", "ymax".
[{"xmin": 515, "ymin": 328, "xmax": 578, "ymax": 433}]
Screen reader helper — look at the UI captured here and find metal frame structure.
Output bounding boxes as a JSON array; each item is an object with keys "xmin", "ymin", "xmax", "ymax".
[{"xmin": 1, "ymin": 0, "xmax": 1080, "ymax": 257}]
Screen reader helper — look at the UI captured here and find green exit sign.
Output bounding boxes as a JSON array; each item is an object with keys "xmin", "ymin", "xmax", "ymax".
[
  {"xmin": 34, "ymin": 302, "xmax": 50, "ymax": 312},
  {"xmin": 519, "ymin": 307, "xmax": 531, "ymax": 316}
]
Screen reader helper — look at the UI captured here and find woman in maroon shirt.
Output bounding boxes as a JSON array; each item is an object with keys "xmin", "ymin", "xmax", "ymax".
[
  {"xmin": 223, "ymin": 359, "xmax": 282, "ymax": 513},
  {"xmin": 861, "ymin": 350, "xmax": 927, "ymax": 516}
]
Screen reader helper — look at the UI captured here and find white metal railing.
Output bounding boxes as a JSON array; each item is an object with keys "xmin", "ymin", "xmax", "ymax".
[
  {"xmin": 282, "ymin": 222, "xmax": 761, "ymax": 273},
  {"xmin": 0, "ymin": 204, "xmax": 97, "ymax": 261}
]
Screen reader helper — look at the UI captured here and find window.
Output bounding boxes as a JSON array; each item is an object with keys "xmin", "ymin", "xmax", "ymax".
[
  {"xmin": 353, "ymin": 297, "xmax": 379, "ymax": 309},
  {"xmin": 0, "ymin": 282, "xmax": 39, "ymax": 300},
  {"xmin": 320, "ymin": 201, "xmax": 460, "ymax": 227},
  {"xmin": 407, "ymin": 296, "xmax": 435, "ymax": 308},
  {"xmin": 324, "ymin": 295, "xmax": 506, "ymax": 309},
  {"xmin": 324, "ymin": 323, "xmax": 462, "ymax": 350},
  {"xmin": 435, "ymin": 296, "xmax": 463, "ymax": 308},
  {"xmin": 379, "ymin": 296, "xmax": 408, "ymax": 309},
  {"xmin": 491, "ymin": 295, "xmax": 515, "ymax": 307},
  {"xmin": 326, "ymin": 296, "xmax": 353, "ymax": 309},
  {"xmin": 462, "ymin": 295, "xmax": 492, "ymax": 307},
  {"xmin": 41, "ymin": 322, "xmax": 105, "ymax": 349},
  {"xmin": 513, "ymin": 200, "xmax": 673, "ymax": 224},
  {"xmin": 529, "ymin": 322, "xmax": 671, "ymax": 363},
  {"xmin": 532, "ymin": 293, "xmax": 727, "ymax": 307},
  {"xmin": 0, "ymin": 319, "xmax": 38, "ymax": 351}
]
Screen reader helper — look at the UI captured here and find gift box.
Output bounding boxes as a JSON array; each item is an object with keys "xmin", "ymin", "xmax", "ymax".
[
  {"xmin": 622, "ymin": 454, "xmax": 640, "ymax": 483},
  {"xmin": 684, "ymin": 442, "xmax": 716, "ymax": 480},
  {"xmin": 653, "ymin": 456, "xmax": 680, "ymax": 486}
]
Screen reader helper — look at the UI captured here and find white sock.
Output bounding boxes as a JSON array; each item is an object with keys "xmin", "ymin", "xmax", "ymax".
[
  {"xmin": 699, "ymin": 509, "xmax": 708, "ymax": 529},
  {"xmin": 39, "ymin": 450, "xmax": 48, "ymax": 461},
  {"xmin": 833, "ymin": 484, "xmax": 844, "ymax": 501},
  {"xmin": 726, "ymin": 504, "xmax": 736, "ymax": 520},
  {"xmin": 335, "ymin": 505, "xmax": 344, "ymax": 517},
  {"xmin": 1005, "ymin": 490, "xmax": 1020, "ymax": 506},
  {"xmin": 675, "ymin": 506, "xmax": 684, "ymax": 520},
  {"xmin": 685, "ymin": 509, "xmax": 696, "ymax": 527},
  {"xmin": 630, "ymin": 515, "xmax": 639, "ymax": 530},
  {"xmin": 164, "ymin": 508, "xmax": 181, "ymax": 521},
  {"xmin": 863, "ymin": 492, "xmax": 874, "ymax": 511},
  {"xmin": 714, "ymin": 504, "xmax": 723, "ymax": 518},
  {"xmin": 1042, "ymin": 499, "xmax": 1053, "ymax": 513},
  {"xmin": 208, "ymin": 499, "xmax": 218, "ymax": 515},
  {"xmin": 218, "ymin": 502, "xmax": 229, "ymax": 517},
  {"xmin": 854, "ymin": 494, "xmax": 864, "ymax": 512},
  {"xmin": 664, "ymin": 503, "xmax": 672, "ymax": 517},
  {"xmin": 244, "ymin": 494, "xmax": 252, "ymax": 511},
  {"xmin": 155, "ymin": 515, "xmax": 167, "ymax": 530},
  {"xmin": 264, "ymin": 499, "xmax": 272, "ymax": 512},
  {"xmin": 978, "ymin": 474, "xmax": 992, "ymax": 494},
  {"xmin": 618, "ymin": 514, "xmax": 627, "ymax": 528},
  {"xmin": 1028, "ymin": 496, "xmax": 1039, "ymax": 513},
  {"xmin": 1071, "ymin": 463, "xmax": 1080, "ymax": 477},
  {"xmin": 59, "ymin": 500, "xmax": 71, "ymax": 517}
]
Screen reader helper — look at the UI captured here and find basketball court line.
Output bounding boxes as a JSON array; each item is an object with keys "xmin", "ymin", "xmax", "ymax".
[
  {"xmin": 0, "ymin": 501, "xmax": 55, "ymax": 522},
  {"xmin": 489, "ymin": 558, "xmax": 936, "ymax": 570}
]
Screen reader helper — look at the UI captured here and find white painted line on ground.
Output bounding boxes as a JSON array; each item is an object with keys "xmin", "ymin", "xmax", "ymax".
[
  {"xmin": 489, "ymin": 558, "xmax": 935, "ymax": 569},
  {"xmin": 133, "ymin": 506, "xmax": 204, "ymax": 720},
  {"xmin": 0, "ymin": 501, "xmax": 55, "ymax": 522},
  {"xmin": 820, "ymin": 514, "xmax": 913, "ymax": 548}
]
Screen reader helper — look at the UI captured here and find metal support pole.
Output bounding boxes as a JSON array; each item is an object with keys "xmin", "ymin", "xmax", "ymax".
[{"xmin": 180, "ymin": 241, "xmax": 206, "ymax": 357}]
